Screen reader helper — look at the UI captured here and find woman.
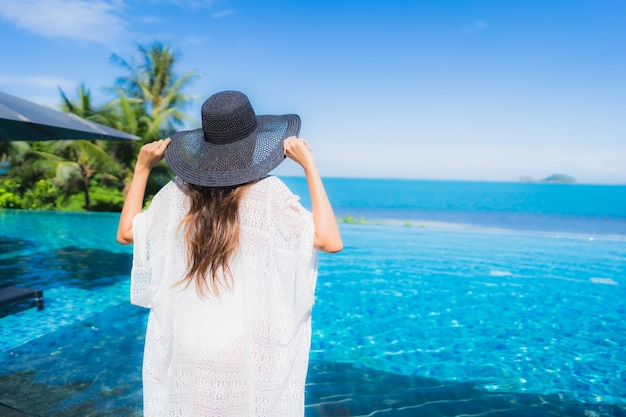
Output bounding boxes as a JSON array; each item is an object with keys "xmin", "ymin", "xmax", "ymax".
[{"xmin": 117, "ymin": 90, "xmax": 342, "ymax": 416}]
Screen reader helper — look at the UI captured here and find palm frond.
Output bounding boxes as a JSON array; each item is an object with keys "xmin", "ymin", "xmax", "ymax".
[{"xmin": 54, "ymin": 161, "xmax": 82, "ymax": 187}]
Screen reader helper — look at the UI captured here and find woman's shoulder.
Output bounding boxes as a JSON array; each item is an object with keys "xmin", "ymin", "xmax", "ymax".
[
  {"xmin": 153, "ymin": 178, "xmax": 184, "ymax": 197},
  {"xmin": 245, "ymin": 176, "xmax": 303, "ymax": 211},
  {"xmin": 251, "ymin": 175, "xmax": 291, "ymax": 195},
  {"xmin": 146, "ymin": 177, "xmax": 187, "ymax": 210}
]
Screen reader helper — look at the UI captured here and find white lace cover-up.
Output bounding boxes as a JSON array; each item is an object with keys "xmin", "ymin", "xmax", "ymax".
[{"xmin": 130, "ymin": 176, "xmax": 318, "ymax": 416}]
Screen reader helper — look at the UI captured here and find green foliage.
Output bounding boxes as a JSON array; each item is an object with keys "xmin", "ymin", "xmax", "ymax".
[
  {"xmin": 0, "ymin": 141, "xmax": 30, "ymax": 162},
  {"xmin": 22, "ymin": 179, "xmax": 59, "ymax": 210},
  {"xmin": 59, "ymin": 83, "xmax": 110, "ymax": 125},
  {"xmin": 341, "ymin": 215, "xmax": 369, "ymax": 224},
  {"xmin": 146, "ymin": 162, "xmax": 174, "ymax": 197},
  {"xmin": 110, "ymin": 41, "xmax": 199, "ymax": 136},
  {"xmin": 1, "ymin": 41, "xmax": 195, "ymax": 212},
  {"xmin": 0, "ymin": 179, "xmax": 23, "ymax": 208},
  {"xmin": 56, "ymin": 193, "xmax": 85, "ymax": 211},
  {"xmin": 89, "ymin": 184, "xmax": 126, "ymax": 212}
]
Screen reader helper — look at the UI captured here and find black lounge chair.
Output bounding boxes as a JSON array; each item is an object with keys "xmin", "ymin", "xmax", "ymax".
[{"xmin": 0, "ymin": 286, "xmax": 44, "ymax": 311}]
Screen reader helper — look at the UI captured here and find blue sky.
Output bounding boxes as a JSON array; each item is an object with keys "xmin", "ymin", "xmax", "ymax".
[{"xmin": 0, "ymin": 0, "xmax": 624, "ymax": 184}]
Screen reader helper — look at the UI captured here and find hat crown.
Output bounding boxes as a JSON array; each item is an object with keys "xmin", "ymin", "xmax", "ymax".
[
  {"xmin": 165, "ymin": 89, "xmax": 301, "ymax": 187},
  {"xmin": 201, "ymin": 91, "xmax": 258, "ymax": 144}
]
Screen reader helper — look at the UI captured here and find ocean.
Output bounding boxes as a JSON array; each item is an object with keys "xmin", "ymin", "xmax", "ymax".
[
  {"xmin": 0, "ymin": 177, "xmax": 625, "ymax": 416},
  {"xmin": 284, "ymin": 177, "xmax": 626, "ymax": 235}
]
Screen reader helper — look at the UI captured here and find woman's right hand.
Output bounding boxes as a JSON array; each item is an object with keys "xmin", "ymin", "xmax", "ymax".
[{"xmin": 135, "ymin": 138, "xmax": 171, "ymax": 172}]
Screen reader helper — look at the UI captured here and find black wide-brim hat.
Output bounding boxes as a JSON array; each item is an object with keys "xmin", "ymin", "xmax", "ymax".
[{"xmin": 165, "ymin": 90, "xmax": 301, "ymax": 187}]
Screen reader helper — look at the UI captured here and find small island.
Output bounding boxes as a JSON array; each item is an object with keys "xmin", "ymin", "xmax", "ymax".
[{"xmin": 519, "ymin": 174, "xmax": 577, "ymax": 184}]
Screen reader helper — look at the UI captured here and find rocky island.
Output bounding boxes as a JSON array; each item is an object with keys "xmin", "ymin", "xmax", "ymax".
[{"xmin": 519, "ymin": 174, "xmax": 577, "ymax": 183}]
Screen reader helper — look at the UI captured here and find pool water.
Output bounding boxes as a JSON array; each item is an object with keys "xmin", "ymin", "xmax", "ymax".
[{"xmin": 1, "ymin": 209, "xmax": 625, "ymax": 416}]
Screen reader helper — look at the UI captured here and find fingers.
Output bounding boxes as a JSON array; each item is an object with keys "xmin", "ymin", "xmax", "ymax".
[
  {"xmin": 137, "ymin": 138, "xmax": 171, "ymax": 170},
  {"xmin": 283, "ymin": 136, "xmax": 310, "ymax": 154},
  {"xmin": 142, "ymin": 138, "xmax": 171, "ymax": 155},
  {"xmin": 283, "ymin": 136, "xmax": 315, "ymax": 171},
  {"xmin": 283, "ymin": 136, "xmax": 297, "ymax": 151},
  {"xmin": 155, "ymin": 137, "xmax": 171, "ymax": 155},
  {"xmin": 150, "ymin": 137, "xmax": 170, "ymax": 149}
]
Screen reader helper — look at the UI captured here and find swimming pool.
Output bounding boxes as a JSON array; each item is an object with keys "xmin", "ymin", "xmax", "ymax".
[{"xmin": 1, "ymin": 209, "xmax": 625, "ymax": 416}]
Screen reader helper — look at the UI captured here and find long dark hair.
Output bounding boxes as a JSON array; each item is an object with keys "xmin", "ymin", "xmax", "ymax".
[{"xmin": 177, "ymin": 181, "xmax": 254, "ymax": 296}]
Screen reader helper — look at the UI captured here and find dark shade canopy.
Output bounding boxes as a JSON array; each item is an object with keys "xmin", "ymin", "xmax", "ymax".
[{"xmin": 0, "ymin": 91, "xmax": 140, "ymax": 142}]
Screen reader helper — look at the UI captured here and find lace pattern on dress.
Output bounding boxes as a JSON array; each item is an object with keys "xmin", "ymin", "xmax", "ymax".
[{"xmin": 131, "ymin": 176, "xmax": 317, "ymax": 416}]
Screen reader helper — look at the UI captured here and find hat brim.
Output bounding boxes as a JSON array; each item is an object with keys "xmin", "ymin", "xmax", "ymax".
[{"xmin": 165, "ymin": 114, "xmax": 300, "ymax": 187}]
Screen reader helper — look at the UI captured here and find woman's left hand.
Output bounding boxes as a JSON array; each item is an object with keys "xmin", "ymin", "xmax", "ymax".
[{"xmin": 284, "ymin": 136, "xmax": 314, "ymax": 170}]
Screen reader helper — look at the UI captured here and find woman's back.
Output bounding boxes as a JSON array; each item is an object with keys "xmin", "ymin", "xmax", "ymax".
[{"xmin": 131, "ymin": 176, "xmax": 318, "ymax": 416}]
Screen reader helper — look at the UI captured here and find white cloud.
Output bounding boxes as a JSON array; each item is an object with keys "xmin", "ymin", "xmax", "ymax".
[
  {"xmin": 212, "ymin": 9, "xmax": 238, "ymax": 19},
  {"xmin": 146, "ymin": 0, "xmax": 215, "ymax": 10},
  {"xmin": 0, "ymin": 0, "xmax": 128, "ymax": 45},
  {"xmin": 464, "ymin": 21, "xmax": 489, "ymax": 34},
  {"xmin": 0, "ymin": 73, "xmax": 78, "ymax": 108},
  {"xmin": 0, "ymin": 73, "xmax": 75, "ymax": 91},
  {"xmin": 301, "ymin": 141, "xmax": 626, "ymax": 184},
  {"xmin": 20, "ymin": 94, "xmax": 63, "ymax": 108},
  {"xmin": 179, "ymin": 34, "xmax": 210, "ymax": 46},
  {"xmin": 136, "ymin": 15, "xmax": 162, "ymax": 24}
]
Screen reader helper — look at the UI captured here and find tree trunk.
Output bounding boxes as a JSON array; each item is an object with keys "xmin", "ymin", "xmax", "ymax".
[
  {"xmin": 81, "ymin": 165, "xmax": 91, "ymax": 211},
  {"xmin": 83, "ymin": 175, "xmax": 90, "ymax": 211}
]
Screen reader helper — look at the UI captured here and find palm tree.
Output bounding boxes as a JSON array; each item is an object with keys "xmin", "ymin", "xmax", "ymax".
[
  {"xmin": 0, "ymin": 141, "xmax": 30, "ymax": 165},
  {"xmin": 59, "ymin": 83, "xmax": 111, "ymax": 125},
  {"xmin": 5, "ymin": 140, "xmax": 123, "ymax": 211},
  {"xmin": 49, "ymin": 140, "xmax": 123, "ymax": 210},
  {"xmin": 97, "ymin": 91, "xmax": 148, "ymax": 167},
  {"xmin": 4, "ymin": 42, "xmax": 197, "ymax": 211},
  {"xmin": 109, "ymin": 42, "xmax": 198, "ymax": 199},
  {"xmin": 110, "ymin": 42, "xmax": 198, "ymax": 138},
  {"xmin": 4, "ymin": 142, "xmax": 79, "ymax": 209}
]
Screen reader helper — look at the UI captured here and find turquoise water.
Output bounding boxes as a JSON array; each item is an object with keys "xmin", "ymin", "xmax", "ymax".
[
  {"xmin": 298, "ymin": 178, "xmax": 626, "ymax": 216},
  {"xmin": 285, "ymin": 177, "xmax": 626, "ymax": 235},
  {"xmin": 1, "ymin": 178, "xmax": 625, "ymax": 416}
]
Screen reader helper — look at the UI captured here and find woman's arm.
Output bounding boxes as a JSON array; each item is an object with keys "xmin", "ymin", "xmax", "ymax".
[
  {"xmin": 283, "ymin": 136, "xmax": 343, "ymax": 253},
  {"xmin": 116, "ymin": 138, "xmax": 171, "ymax": 245}
]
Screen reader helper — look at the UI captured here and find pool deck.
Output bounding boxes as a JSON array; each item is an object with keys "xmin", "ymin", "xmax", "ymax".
[
  {"xmin": 0, "ymin": 403, "xmax": 30, "ymax": 416},
  {"xmin": 0, "ymin": 286, "xmax": 44, "ymax": 312}
]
